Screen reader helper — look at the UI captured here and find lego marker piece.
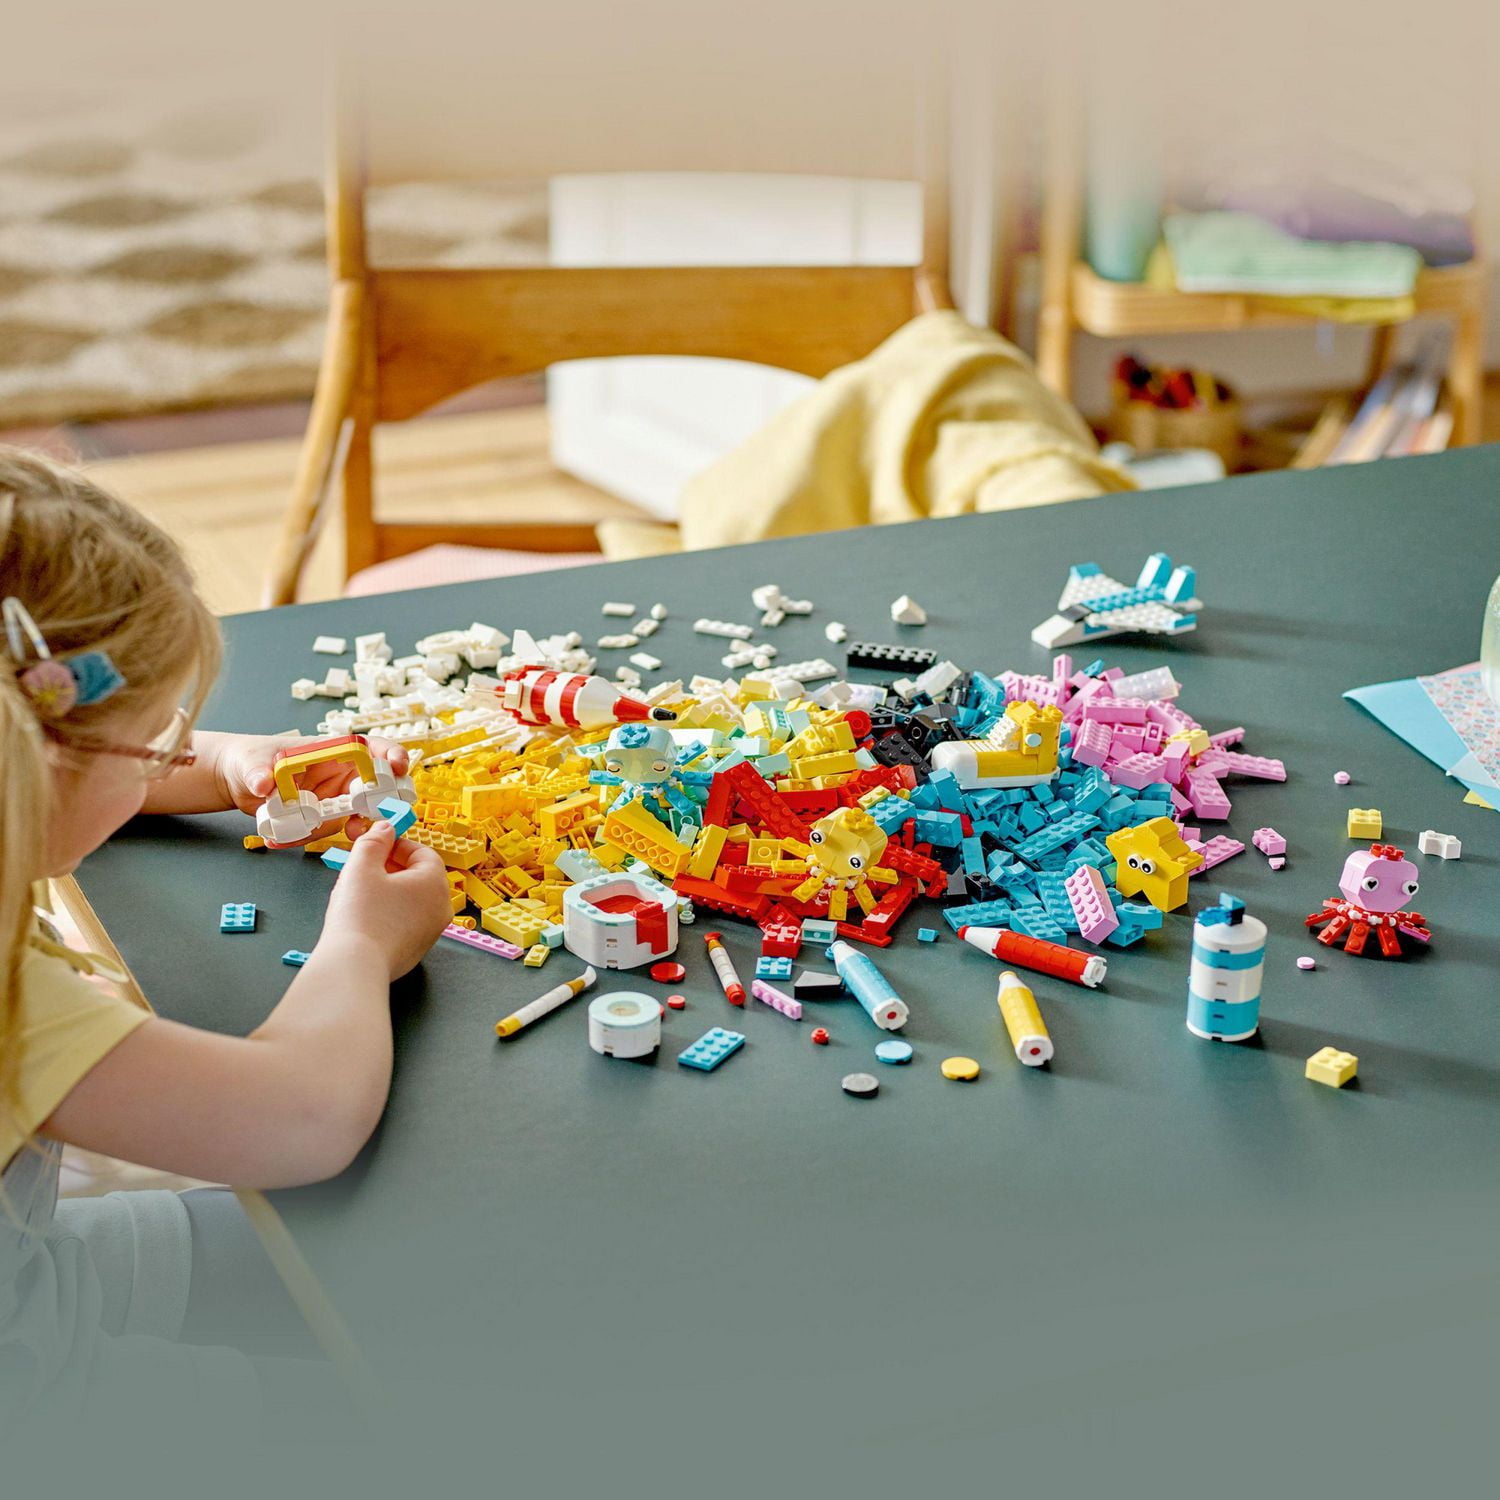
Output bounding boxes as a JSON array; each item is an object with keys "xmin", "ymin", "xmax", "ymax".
[
  {"xmin": 958, "ymin": 925, "xmax": 1107, "ymax": 989},
  {"xmin": 496, "ymin": 966, "xmax": 598, "ymax": 1038},
  {"xmin": 997, "ymin": 971, "xmax": 1052, "ymax": 1066},
  {"xmin": 827, "ymin": 941, "xmax": 909, "ymax": 1031},
  {"xmin": 703, "ymin": 931, "xmax": 747, "ymax": 1006}
]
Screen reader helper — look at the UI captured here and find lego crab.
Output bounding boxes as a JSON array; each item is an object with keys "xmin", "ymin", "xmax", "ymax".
[
  {"xmin": 779, "ymin": 807, "xmax": 901, "ymax": 922},
  {"xmin": 1305, "ymin": 844, "xmax": 1431, "ymax": 957}
]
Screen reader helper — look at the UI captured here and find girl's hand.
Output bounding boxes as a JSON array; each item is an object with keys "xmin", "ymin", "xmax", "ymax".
[
  {"xmin": 321, "ymin": 821, "xmax": 452, "ymax": 981},
  {"xmin": 212, "ymin": 732, "xmax": 410, "ymax": 833}
]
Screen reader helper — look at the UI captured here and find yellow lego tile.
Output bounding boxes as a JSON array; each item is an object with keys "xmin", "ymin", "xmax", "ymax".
[
  {"xmin": 1306, "ymin": 1047, "xmax": 1358, "ymax": 1087},
  {"xmin": 523, "ymin": 944, "xmax": 551, "ymax": 968}
]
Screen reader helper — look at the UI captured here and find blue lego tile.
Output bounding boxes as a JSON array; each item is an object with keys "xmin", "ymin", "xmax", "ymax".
[
  {"xmin": 1010, "ymin": 908, "xmax": 1069, "ymax": 943},
  {"xmin": 281, "ymin": 950, "xmax": 311, "ymax": 967},
  {"xmin": 755, "ymin": 956, "xmax": 794, "ymax": 981},
  {"xmin": 916, "ymin": 928, "xmax": 939, "ymax": 943},
  {"xmin": 1034, "ymin": 872, "xmax": 1081, "ymax": 933},
  {"xmin": 219, "ymin": 902, "xmax": 257, "ymax": 933},
  {"xmin": 942, "ymin": 898, "xmax": 1012, "ymax": 932},
  {"xmin": 375, "ymin": 797, "xmax": 416, "ymax": 836},
  {"xmin": 678, "ymin": 1028, "xmax": 746, "ymax": 1071}
]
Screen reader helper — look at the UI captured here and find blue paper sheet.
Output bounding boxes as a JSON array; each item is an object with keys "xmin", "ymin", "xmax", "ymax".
[{"xmin": 1345, "ymin": 669, "xmax": 1500, "ymax": 808}]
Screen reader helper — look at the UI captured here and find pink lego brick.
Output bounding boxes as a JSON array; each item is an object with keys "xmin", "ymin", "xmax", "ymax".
[
  {"xmin": 1252, "ymin": 826, "xmax": 1287, "ymax": 856},
  {"xmin": 1189, "ymin": 835, "xmax": 1245, "ymax": 873},
  {"xmin": 1052, "ymin": 653, "xmax": 1073, "ymax": 683},
  {"xmin": 1064, "ymin": 678, "xmax": 1107, "ymax": 720},
  {"xmin": 1147, "ymin": 701, "xmax": 1198, "ymax": 736},
  {"xmin": 1184, "ymin": 768, "xmax": 1233, "ymax": 821},
  {"xmin": 1140, "ymin": 721, "xmax": 1166, "ymax": 750},
  {"xmin": 1081, "ymin": 697, "xmax": 1149, "ymax": 725},
  {"xmin": 1268, "ymin": 857, "xmax": 1286, "ymax": 870},
  {"xmin": 442, "ymin": 924, "xmax": 524, "ymax": 959},
  {"xmin": 1212, "ymin": 750, "xmax": 1287, "ymax": 782},
  {"xmin": 1110, "ymin": 725, "xmax": 1147, "ymax": 754},
  {"xmin": 1208, "ymin": 727, "xmax": 1246, "ymax": 749},
  {"xmin": 1065, "ymin": 865, "xmax": 1120, "ymax": 944},
  {"xmin": 1069, "ymin": 719, "xmax": 1114, "ymax": 768},
  {"xmin": 1180, "ymin": 825, "xmax": 1201, "ymax": 843},
  {"xmin": 1161, "ymin": 741, "xmax": 1191, "ymax": 782},
  {"xmin": 1109, "ymin": 752, "xmax": 1169, "ymax": 790},
  {"xmin": 751, "ymin": 978, "xmax": 804, "ymax": 1020}
]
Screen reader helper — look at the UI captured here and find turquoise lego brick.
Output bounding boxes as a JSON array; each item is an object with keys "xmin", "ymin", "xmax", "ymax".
[
  {"xmin": 755, "ymin": 956, "xmax": 793, "ymax": 981},
  {"xmin": 942, "ymin": 898, "xmax": 1012, "ymax": 932},
  {"xmin": 540, "ymin": 922, "xmax": 565, "ymax": 950},
  {"xmin": 1034, "ymin": 872, "xmax": 1081, "ymax": 933},
  {"xmin": 1015, "ymin": 803, "xmax": 1047, "ymax": 835},
  {"xmin": 1010, "ymin": 908, "xmax": 1069, "ymax": 943},
  {"xmin": 870, "ymin": 797, "xmax": 915, "ymax": 833},
  {"xmin": 1118, "ymin": 900, "xmax": 1164, "ymax": 931},
  {"xmin": 801, "ymin": 918, "xmax": 838, "ymax": 945},
  {"xmin": 321, "ymin": 848, "xmax": 350, "ymax": 872},
  {"xmin": 219, "ymin": 902, "xmax": 257, "ymax": 933},
  {"xmin": 375, "ymin": 797, "xmax": 416, "ymax": 836},
  {"xmin": 916, "ymin": 928, "xmax": 938, "ymax": 943},
  {"xmin": 961, "ymin": 836, "xmax": 987, "ymax": 876},
  {"xmin": 281, "ymin": 949, "xmax": 310, "ymax": 967},
  {"xmin": 678, "ymin": 1028, "xmax": 745, "ymax": 1071},
  {"xmin": 1131, "ymin": 799, "xmax": 1173, "ymax": 821}
]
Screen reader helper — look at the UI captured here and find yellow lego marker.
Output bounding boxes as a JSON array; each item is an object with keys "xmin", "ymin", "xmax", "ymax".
[
  {"xmin": 1306, "ymin": 1046, "xmax": 1358, "ymax": 1088},
  {"xmin": 496, "ymin": 966, "xmax": 597, "ymax": 1038},
  {"xmin": 997, "ymin": 970, "xmax": 1052, "ymax": 1066}
]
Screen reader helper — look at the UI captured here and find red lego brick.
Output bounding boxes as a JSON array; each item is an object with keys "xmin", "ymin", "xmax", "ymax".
[
  {"xmin": 722, "ymin": 762, "xmax": 808, "ymax": 841},
  {"xmin": 759, "ymin": 903, "xmax": 803, "ymax": 958},
  {"xmin": 672, "ymin": 875, "xmax": 771, "ymax": 922}
]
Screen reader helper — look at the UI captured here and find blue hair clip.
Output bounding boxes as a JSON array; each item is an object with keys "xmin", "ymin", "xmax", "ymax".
[{"xmin": 3, "ymin": 597, "xmax": 125, "ymax": 719}]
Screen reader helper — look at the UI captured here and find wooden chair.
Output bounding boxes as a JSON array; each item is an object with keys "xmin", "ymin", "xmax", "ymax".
[{"xmin": 264, "ymin": 32, "xmax": 953, "ymax": 606}]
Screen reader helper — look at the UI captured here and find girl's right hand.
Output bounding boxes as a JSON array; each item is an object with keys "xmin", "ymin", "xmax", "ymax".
[{"xmin": 321, "ymin": 820, "xmax": 452, "ymax": 981}]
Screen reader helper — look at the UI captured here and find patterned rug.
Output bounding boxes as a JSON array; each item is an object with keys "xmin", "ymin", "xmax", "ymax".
[{"xmin": 0, "ymin": 97, "xmax": 547, "ymax": 428}]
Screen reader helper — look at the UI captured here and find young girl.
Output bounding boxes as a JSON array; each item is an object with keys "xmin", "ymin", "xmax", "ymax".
[{"xmin": 0, "ymin": 448, "xmax": 453, "ymax": 1439}]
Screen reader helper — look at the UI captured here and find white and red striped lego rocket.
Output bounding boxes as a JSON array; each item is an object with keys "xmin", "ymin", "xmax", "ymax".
[{"xmin": 494, "ymin": 669, "xmax": 676, "ymax": 731}]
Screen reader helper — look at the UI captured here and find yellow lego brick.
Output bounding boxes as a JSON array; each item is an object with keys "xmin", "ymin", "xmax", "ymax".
[
  {"xmin": 449, "ymin": 886, "xmax": 467, "ymax": 914},
  {"xmin": 462, "ymin": 784, "xmax": 519, "ymax": 821},
  {"xmin": 522, "ymin": 944, "xmax": 551, "ymax": 968},
  {"xmin": 304, "ymin": 831, "xmax": 353, "ymax": 855},
  {"xmin": 791, "ymin": 751, "xmax": 859, "ymax": 779},
  {"xmin": 688, "ymin": 824, "xmax": 728, "ymax": 879},
  {"xmin": 493, "ymin": 867, "xmax": 539, "ymax": 897},
  {"xmin": 1347, "ymin": 808, "xmax": 1383, "ymax": 839},
  {"xmin": 272, "ymin": 739, "xmax": 376, "ymax": 800},
  {"xmin": 408, "ymin": 826, "xmax": 486, "ymax": 869},
  {"xmin": 1306, "ymin": 1047, "xmax": 1358, "ymax": 1088},
  {"xmin": 858, "ymin": 787, "xmax": 892, "ymax": 809},
  {"xmin": 599, "ymin": 799, "xmax": 693, "ymax": 878},
  {"xmin": 462, "ymin": 873, "xmax": 507, "ymax": 909},
  {"xmin": 481, "ymin": 904, "xmax": 551, "ymax": 947},
  {"xmin": 1165, "ymin": 727, "xmax": 1212, "ymax": 758},
  {"xmin": 538, "ymin": 791, "xmax": 600, "ymax": 841},
  {"xmin": 746, "ymin": 837, "xmax": 783, "ymax": 867},
  {"xmin": 242, "ymin": 834, "xmax": 266, "ymax": 850}
]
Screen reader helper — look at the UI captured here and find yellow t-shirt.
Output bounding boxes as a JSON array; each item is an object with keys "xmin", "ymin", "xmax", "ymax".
[{"xmin": 2, "ymin": 925, "xmax": 149, "ymax": 1169}]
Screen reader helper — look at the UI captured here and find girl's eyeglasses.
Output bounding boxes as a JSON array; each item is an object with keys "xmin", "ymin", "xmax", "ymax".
[{"xmin": 48, "ymin": 706, "xmax": 195, "ymax": 780}]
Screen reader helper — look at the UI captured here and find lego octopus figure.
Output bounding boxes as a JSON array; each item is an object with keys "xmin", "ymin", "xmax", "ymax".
[
  {"xmin": 1306, "ymin": 844, "xmax": 1431, "ymax": 957},
  {"xmin": 589, "ymin": 723, "xmax": 712, "ymax": 826},
  {"xmin": 781, "ymin": 806, "xmax": 899, "ymax": 922}
]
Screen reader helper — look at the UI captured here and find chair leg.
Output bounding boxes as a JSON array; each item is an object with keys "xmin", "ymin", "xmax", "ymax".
[{"xmin": 262, "ymin": 280, "xmax": 365, "ymax": 606}]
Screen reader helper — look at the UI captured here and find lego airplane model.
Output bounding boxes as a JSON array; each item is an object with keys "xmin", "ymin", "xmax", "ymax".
[{"xmin": 1031, "ymin": 553, "xmax": 1201, "ymax": 649}]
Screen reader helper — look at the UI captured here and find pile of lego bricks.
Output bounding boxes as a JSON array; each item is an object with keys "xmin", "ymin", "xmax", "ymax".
[{"xmin": 273, "ymin": 624, "xmax": 1286, "ymax": 966}]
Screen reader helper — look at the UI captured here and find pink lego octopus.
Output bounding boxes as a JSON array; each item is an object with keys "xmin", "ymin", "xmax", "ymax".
[{"xmin": 1305, "ymin": 844, "xmax": 1431, "ymax": 957}]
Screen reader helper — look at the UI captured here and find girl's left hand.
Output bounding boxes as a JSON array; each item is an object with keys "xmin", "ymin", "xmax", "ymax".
[{"xmin": 213, "ymin": 732, "xmax": 410, "ymax": 823}]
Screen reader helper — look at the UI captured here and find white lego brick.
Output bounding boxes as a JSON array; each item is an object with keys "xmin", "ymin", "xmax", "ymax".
[
  {"xmin": 632, "ymin": 618, "xmax": 659, "ymax": 638},
  {"xmin": 913, "ymin": 659, "xmax": 962, "ymax": 699},
  {"xmin": 781, "ymin": 598, "xmax": 813, "ymax": 615},
  {"xmin": 601, "ymin": 601, "xmax": 635, "ymax": 617},
  {"xmin": 824, "ymin": 620, "xmax": 848, "ymax": 643},
  {"xmin": 1418, "ymin": 829, "xmax": 1462, "ymax": 859},
  {"xmin": 694, "ymin": 618, "xmax": 754, "ymax": 640},
  {"xmin": 760, "ymin": 608, "xmax": 787, "ymax": 628},
  {"xmin": 313, "ymin": 635, "xmax": 347, "ymax": 655},
  {"xmin": 890, "ymin": 594, "xmax": 928, "ymax": 625},
  {"xmin": 423, "ymin": 653, "xmax": 461, "ymax": 682},
  {"xmin": 597, "ymin": 634, "xmax": 639, "ymax": 649},
  {"xmin": 291, "ymin": 677, "xmax": 319, "ymax": 700},
  {"xmin": 778, "ymin": 658, "xmax": 838, "ymax": 683},
  {"xmin": 629, "ymin": 651, "xmax": 662, "ymax": 671},
  {"xmin": 649, "ymin": 602, "xmax": 669, "ymax": 621},
  {"xmin": 355, "ymin": 632, "xmax": 392, "ymax": 664}
]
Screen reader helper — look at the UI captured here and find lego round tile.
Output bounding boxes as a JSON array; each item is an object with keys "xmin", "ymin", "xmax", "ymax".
[
  {"xmin": 841, "ymin": 1072, "xmax": 879, "ymax": 1098},
  {"xmin": 810, "ymin": 1027, "xmax": 830, "ymax": 1045},
  {"xmin": 941, "ymin": 1056, "xmax": 980, "ymax": 1082},
  {"xmin": 665, "ymin": 994, "xmax": 687, "ymax": 1009},
  {"xmin": 1333, "ymin": 771, "xmax": 1351, "ymax": 785},
  {"xmin": 650, "ymin": 961, "xmax": 687, "ymax": 983},
  {"xmin": 1296, "ymin": 956, "xmax": 1316, "ymax": 970},
  {"xmin": 874, "ymin": 1040, "xmax": 913, "ymax": 1065}
]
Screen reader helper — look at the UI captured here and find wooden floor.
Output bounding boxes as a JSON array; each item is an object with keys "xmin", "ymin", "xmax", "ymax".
[{"xmin": 86, "ymin": 403, "xmax": 642, "ymax": 614}]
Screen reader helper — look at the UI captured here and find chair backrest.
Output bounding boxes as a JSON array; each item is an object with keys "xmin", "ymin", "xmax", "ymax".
[{"xmin": 335, "ymin": 18, "xmax": 953, "ymax": 421}]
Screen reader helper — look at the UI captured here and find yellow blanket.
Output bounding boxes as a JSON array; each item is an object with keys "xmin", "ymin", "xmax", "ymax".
[{"xmin": 596, "ymin": 311, "xmax": 1133, "ymax": 559}]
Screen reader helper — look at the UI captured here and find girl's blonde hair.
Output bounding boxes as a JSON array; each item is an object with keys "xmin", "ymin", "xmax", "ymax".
[{"xmin": 0, "ymin": 447, "xmax": 222, "ymax": 1121}]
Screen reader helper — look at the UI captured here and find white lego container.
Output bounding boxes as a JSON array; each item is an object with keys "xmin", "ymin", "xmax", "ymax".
[
  {"xmin": 587, "ymin": 992, "xmax": 662, "ymax": 1058},
  {"xmin": 563, "ymin": 870, "xmax": 680, "ymax": 970}
]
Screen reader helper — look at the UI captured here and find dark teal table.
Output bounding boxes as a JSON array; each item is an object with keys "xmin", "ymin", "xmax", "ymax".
[{"xmin": 76, "ymin": 450, "xmax": 1500, "ymax": 1492}]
